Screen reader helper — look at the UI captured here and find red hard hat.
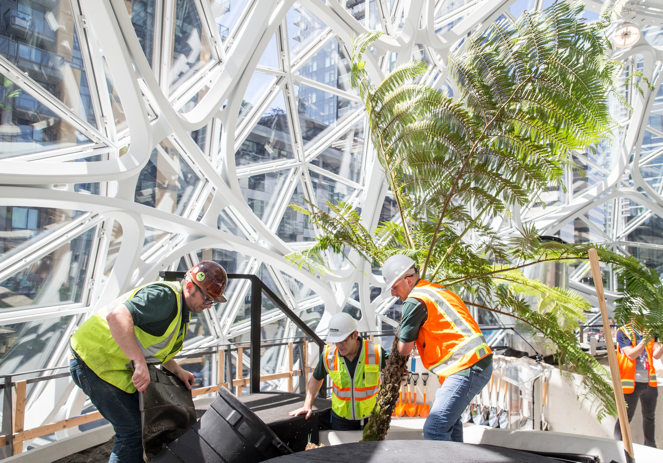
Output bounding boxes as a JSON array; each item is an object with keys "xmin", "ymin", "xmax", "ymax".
[{"xmin": 188, "ymin": 261, "xmax": 228, "ymax": 303}]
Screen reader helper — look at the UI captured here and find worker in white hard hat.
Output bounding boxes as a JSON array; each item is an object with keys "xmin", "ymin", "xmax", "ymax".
[
  {"xmin": 289, "ymin": 312, "xmax": 387, "ymax": 430},
  {"xmin": 383, "ymin": 254, "xmax": 493, "ymax": 442}
]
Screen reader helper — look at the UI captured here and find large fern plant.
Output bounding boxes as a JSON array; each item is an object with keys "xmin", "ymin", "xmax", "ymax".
[{"xmin": 288, "ymin": 1, "xmax": 663, "ymax": 439}]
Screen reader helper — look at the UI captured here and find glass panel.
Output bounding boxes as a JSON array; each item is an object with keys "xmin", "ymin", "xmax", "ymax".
[
  {"xmin": 0, "ymin": 228, "xmax": 95, "ymax": 310},
  {"xmin": 555, "ymin": 217, "xmax": 606, "ymax": 244},
  {"xmin": 0, "ymin": 315, "xmax": 74, "ymax": 376},
  {"xmin": 171, "ymin": 0, "xmax": 215, "ymax": 93},
  {"xmin": 142, "ymin": 226, "xmax": 169, "ymax": 255},
  {"xmin": 125, "ymin": 0, "xmax": 156, "ymax": 66},
  {"xmin": 0, "ymin": 0, "xmax": 98, "ymax": 127},
  {"xmin": 258, "ymin": 34, "xmax": 279, "ymax": 69},
  {"xmin": 237, "ymin": 72, "xmax": 276, "ymax": 127},
  {"xmin": 509, "ymin": 0, "xmax": 536, "ymax": 19},
  {"xmin": 435, "ymin": 0, "xmax": 471, "ymax": 20},
  {"xmin": 287, "ymin": 3, "xmax": 327, "ymax": 60},
  {"xmin": 104, "ymin": 221, "xmax": 123, "ymax": 276},
  {"xmin": 640, "ymin": 154, "xmax": 663, "ymax": 192},
  {"xmin": 235, "ymin": 91, "xmax": 294, "ymax": 166},
  {"xmin": 294, "ymin": 303, "xmax": 324, "ymax": 336},
  {"xmin": 368, "ymin": 0, "xmax": 381, "ymax": 31},
  {"xmin": 617, "ymin": 198, "xmax": 649, "ymax": 236},
  {"xmin": 0, "ymin": 76, "xmax": 93, "ymax": 159},
  {"xmin": 256, "ymin": 264, "xmax": 286, "ymax": 301},
  {"xmin": 342, "ymin": 299, "xmax": 361, "ymax": 320},
  {"xmin": 347, "ymin": 0, "xmax": 366, "ymax": 24},
  {"xmin": 349, "ymin": 282, "xmax": 360, "ymax": 302},
  {"xmin": 295, "ymin": 37, "xmax": 353, "ymax": 93},
  {"xmin": 210, "ymin": 0, "xmax": 249, "ymax": 43},
  {"xmin": 584, "ymin": 202, "xmax": 609, "ymax": 237},
  {"xmin": 74, "ymin": 182, "xmax": 100, "ymax": 195},
  {"xmin": 277, "ymin": 180, "xmax": 315, "ymax": 242},
  {"xmin": 572, "ymin": 154, "xmax": 606, "ymax": 196},
  {"xmin": 310, "ymin": 120, "xmax": 364, "ymax": 184},
  {"xmin": 643, "ymin": 26, "xmax": 663, "ymax": 48},
  {"xmin": 295, "ymin": 83, "xmax": 361, "ymax": 149},
  {"xmin": 279, "ymin": 271, "xmax": 314, "ymax": 303},
  {"xmin": 189, "ymin": 121, "xmax": 209, "ymax": 153},
  {"xmin": 239, "ymin": 169, "xmax": 291, "ymax": 222},
  {"xmin": 134, "ymin": 141, "xmax": 202, "ymax": 215},
  {"xmin": 641, "ymin": 130, "xmax": 663, "ymax": 157},
  {"xmin": 259, "ymin": 316, "xmax": 287, "ymax": 343},
  {"xmin": 218, "ymin": 210, "xmax": 248, "ymax": 239},
  {"xmin": 627, "ymin": 246, "xmax": 663, "ymax": 273},
  {"xmin": 378, "ymin": 193, "xmax": 398, "ymax": 226},
  {"xmin": 626, "ymin": 214, "xmax": 663, "ymax": 246},
  {"xmin": 101, "ymin": 55, "xmax": 127, "ymax": 133},
  {"xmin": 0, "ymin": 207, "xmax": 85, "ymax": 265},
  {"xmin": 309, "ymin": 170, "xmax": 356, "ymax": 213}
]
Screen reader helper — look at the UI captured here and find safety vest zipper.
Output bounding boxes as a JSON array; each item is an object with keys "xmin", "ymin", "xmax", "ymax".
[{"xmin": 344, "ymin": 356, "xmax": 356, "ymax": 420}]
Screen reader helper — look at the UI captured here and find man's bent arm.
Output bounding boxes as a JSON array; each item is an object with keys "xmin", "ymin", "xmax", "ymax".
[
  {"xmin": 107, "ymin": 305, "xmax": 150, "ymax": 392},
  {"xmin": 653, "ymin": 341, "xmax": 663, "ymax": 360},
  {"xmin": 398, "ymin": 340, "xmax": 415, "ymax": 357}
]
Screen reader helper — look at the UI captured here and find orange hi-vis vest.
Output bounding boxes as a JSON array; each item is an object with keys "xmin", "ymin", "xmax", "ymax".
[
  {"xmin": 323, "ymin": 340, "xmax": 381, "ymax": 420},
  {"xmin": 616, "ymin": 324, "xmax": 658, "ymax": 394},
  {"xmin": 409, "ymin": 280, "xmax": 491, "ymax": 385}
]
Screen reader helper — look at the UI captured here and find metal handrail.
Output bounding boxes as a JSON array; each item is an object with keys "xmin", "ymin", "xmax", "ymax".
[{"xmin": 159, "ymin": 272, "xmax": 325, "ymax": 394}]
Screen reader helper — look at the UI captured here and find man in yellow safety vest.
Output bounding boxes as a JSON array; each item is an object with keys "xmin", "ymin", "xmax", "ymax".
[
  {"xmin": 69, "ymin": 261, "xmax": 228, "ymax": 463},
  {"xmin": 289, "ymin": 312, "xmax": 387, "ymax": 430},
  {"xmin": 384, "ymin": 254, "xmax": 493, "ymax": 442}
]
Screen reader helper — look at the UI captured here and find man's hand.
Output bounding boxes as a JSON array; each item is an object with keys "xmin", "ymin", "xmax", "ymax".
[
  {"xmin": 175, "ymin": 368, "xmax": 195, "ymax": 390},
  {"xmin": 162, "ymin": 359, "xmax": 195, "ymax": 390},
  {"xmin": 289, "ymin": 406, "xmax": 313, "ymax": 419},
  {"xmin": 132, "ymin": 360, "xmax": 151, "ymax": 392}
]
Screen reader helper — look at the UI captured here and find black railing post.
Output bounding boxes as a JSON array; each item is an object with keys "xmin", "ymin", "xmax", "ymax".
[
  {"xmin": 250, "ymin": 277, "xmax": 262, "ymax": 394},
  {"xmin": 1, "ymin": 376, "xmax": 13, "ymax": 457}
]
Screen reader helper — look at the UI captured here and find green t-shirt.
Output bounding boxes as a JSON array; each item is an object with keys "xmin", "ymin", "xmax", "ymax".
[
  {"xmin": 123, "ymin": 284, "xmax": 190, "ymax": 338},
  {"xmin": 398, "ymin": 298, "xmax": 492, "ymax": 376},
  {"xmin": 313, "ymin": 337, "xmax": 388, "ymax": 381}
]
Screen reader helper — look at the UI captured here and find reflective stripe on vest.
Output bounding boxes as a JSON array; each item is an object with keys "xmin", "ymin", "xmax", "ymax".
[
  {"xmin": 428, "ymin": 333, "xmax": 489, "ymax": 377},
  {"xmin": 70, "ymin": 281, "xmax": 187, "ymax": 393},
  {"xmin": 410, "ymin": 282, "xmax": 491, "ymax": 383},
  {"xmin": 411, "ymin": 286, "xmax": 477, "ymax": 336},
  {"xmin": 323, "ymin": 340, "xmax": 381, "ymax": 419}
]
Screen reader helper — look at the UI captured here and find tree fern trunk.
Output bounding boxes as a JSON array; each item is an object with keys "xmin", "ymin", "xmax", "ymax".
[{"xmin": 362, "ymin": 335, "xmax": 409, "ymax": 441}]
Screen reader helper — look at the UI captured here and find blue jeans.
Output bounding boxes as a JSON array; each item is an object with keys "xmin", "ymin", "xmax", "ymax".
[
  {"xmin": 70, "ymin": 352, "xmax": 144, "ymax": 463},
  {"xmin": 423, "ymin": 363, "xmax": 493, "ymax": 442}
]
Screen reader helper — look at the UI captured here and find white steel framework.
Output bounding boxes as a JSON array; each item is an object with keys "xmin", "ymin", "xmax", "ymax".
[{"xmin": 0, "ymin": 0, "xmax": 662, "ymax": 451}]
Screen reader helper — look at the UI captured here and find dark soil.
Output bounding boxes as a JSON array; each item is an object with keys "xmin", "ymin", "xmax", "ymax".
[{"xmin": 53, "ymin": 437, "xmax": 114, "ymax": 463}]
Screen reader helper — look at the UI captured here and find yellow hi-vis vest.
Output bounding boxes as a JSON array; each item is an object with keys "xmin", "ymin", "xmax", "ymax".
[
  {"xmin": 616, "ymin": 324, "xmax": 658, "ymax": 394},
  {"xmin": 323, "ymin": 340, "xmax": 381, "ymax": 420},
  {"xmin": 70, "ymin": 281, "xmax": 188, "ymax": 393}
]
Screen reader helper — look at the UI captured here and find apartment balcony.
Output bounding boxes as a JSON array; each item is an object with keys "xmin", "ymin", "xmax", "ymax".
[{"xmin": 3, "ymin": 8, "xmax": 56, "ymax": 45}]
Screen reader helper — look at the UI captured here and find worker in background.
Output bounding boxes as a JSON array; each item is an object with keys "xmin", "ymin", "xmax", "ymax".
[
  {"xmin": 614, "ymin": 315, "xmax": 662, "ymax": 447},
  {"xmin": 69, "ymin": 262, "xmax": 228, "ymax": 463},
  {"xmin": 383, "ymin": 254, "xmax": 493, "ymax": 442},
  {"xmin": 289, "ymin": 312, "xmax": 387, "ymax": 430}
]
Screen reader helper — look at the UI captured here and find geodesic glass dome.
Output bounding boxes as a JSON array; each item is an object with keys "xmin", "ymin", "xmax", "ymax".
[{"xmin": 1, "ymin": 0, "xmax": 663, "ymax": 448}]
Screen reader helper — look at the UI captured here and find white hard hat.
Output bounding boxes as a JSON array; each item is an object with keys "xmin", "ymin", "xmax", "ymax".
[
  {"xmin": 327, "ymin": 313, "xmax": 357, "ymax": 343},
  {"xmin": 382, "ymin": 254, "xmax": 416, "ymax": 290}
]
